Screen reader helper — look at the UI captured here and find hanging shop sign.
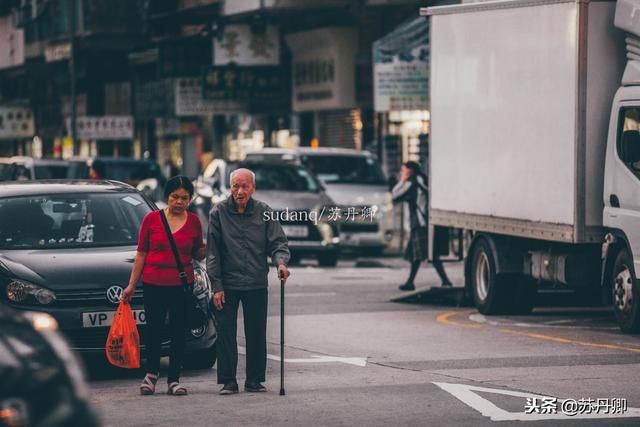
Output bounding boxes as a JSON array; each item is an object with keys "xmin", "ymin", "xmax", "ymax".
[
  {"xmin": 67, "ymin": 116, "xmax": 134, "ymax": 140},
  {"xmin": 286, "ymin": 27, "xmax": 357, "ymax": 112},
  {"xmin": 0, "ymin": 106, "xmax": 34, "ymax": 139},
  {"xmin": 214, "ymin": 24, "xmax": 280, "ymax": 66},
  {"xmin": 134, "ymin": 80, "xmax": 175, "ymax": 120},
  {"xmin": 0, "ymin": 16, "xmax": 24, "ymax": 69},
  {"xmin": 45, "ymin": 43, "xmax": 72, "ymax": 63},
  {"xmin": 373, "ymin": 17, "xmax": 429, "ymax": 112},
  {"xmin": 201, "ymin": 65, "xmax": 287, "ymax": 112},
  {"xmin": 175, "ymin": 77, "xmax": 244, "ymax": 115}
]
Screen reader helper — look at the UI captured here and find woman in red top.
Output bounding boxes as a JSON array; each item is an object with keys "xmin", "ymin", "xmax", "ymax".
[{"xmin": 122, "ymin": 176, "xmax": 205, "ymax": 396}]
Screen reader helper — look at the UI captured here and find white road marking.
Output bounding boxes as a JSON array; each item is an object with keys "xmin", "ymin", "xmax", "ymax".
[
  {"xmin": 238, "ymin": 346, "xmax": 367, "ymax": 367},
  {"xmin": 434, "ymin": 382, "xmax": 640, "ymax": 421}
]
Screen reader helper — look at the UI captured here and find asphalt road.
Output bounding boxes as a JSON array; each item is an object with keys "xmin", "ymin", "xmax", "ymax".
[{"xmin": 89, "ymin": 258, "xmax": 640, "ymax": 426}]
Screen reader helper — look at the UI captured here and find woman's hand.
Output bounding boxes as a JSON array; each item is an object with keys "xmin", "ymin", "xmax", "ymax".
[{"xmin": 121, "ymin": 284, "xmax": 136, "ymax": 303}]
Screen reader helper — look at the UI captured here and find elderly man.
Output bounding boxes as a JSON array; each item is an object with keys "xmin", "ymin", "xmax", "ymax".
[{"xmin": 207, "ymin": 168, "xmax": 290, "ymax": 395}]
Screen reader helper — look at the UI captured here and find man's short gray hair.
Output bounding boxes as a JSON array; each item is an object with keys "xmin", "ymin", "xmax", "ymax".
[{"xmin": 230, "ymin": 168, "xmax": 256, "ymax": 185}]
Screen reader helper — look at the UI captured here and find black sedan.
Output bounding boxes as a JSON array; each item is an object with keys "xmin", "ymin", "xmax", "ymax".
[{"xmin": 0, "ymin": 181, "xmax": 216, "ymax": 369}]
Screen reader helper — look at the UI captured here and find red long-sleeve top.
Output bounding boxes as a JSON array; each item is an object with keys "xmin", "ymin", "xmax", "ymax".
[{"xmin": 137, "ymin": 210, "xmax": 204, "ymax": 286}]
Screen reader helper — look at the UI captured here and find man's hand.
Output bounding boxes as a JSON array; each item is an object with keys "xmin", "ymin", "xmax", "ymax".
[
  {"xmin": 213, "ymin": 291, "xmax": 225, "ymax": 311},
  {"xmin": 278, "ymin": 264, "xmax": 290, "ymax": 284}
]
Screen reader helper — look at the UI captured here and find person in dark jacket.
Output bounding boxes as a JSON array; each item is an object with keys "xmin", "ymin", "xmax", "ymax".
[
  {"xmin": 207, "ymin": 168, "xmax": 290, "ymax": 395},
  {"xmin": 392, "ymin": 161, "xmax": 452, "ymax": 291}
]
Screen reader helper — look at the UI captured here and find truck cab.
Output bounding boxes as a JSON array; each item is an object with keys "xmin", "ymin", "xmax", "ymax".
[{"xmin": 602, "ymin": 8, "xmax": 640, "ymax": 331}]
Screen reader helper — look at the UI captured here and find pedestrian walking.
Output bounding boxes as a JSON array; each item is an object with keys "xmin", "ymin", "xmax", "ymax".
[
  {"xmin": 392, "ymin": 161, "xmax": 452, "ymax": 291},
  {"xmin": 207, "ymin": 168, "xmax": 290, "ymax": 395},
  {"xmin": 122, "ymin": 176, "xmax": 205, "ymax": 396}
]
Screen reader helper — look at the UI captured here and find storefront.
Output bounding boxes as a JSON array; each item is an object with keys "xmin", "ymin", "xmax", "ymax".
[
  {"xmin": 0, "ymin": 105, "xmax": 35, "ymax": 157},
  {"xmin": 286, "ymin": 27, "xmax": 361, "ymax": 149},
  {"xmin": 373, "ymin": 16, "xmax": 430, "ymax": 177}
]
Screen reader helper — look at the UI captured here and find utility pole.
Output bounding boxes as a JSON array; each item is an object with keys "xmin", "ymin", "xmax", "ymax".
[{"xmin": 67, "ymin": 0, "xmax": 77, "ymax": 156}]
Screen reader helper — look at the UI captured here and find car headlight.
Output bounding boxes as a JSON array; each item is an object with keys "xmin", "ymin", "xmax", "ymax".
[{"xmin": 6, "ymin": 280, "xmax": 56, "ymax": 305}]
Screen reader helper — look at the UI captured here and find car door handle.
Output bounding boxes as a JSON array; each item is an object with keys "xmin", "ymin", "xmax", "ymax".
[{"xmin": 610, "ymin": 194, "xmax": 620, "ymax": 208}]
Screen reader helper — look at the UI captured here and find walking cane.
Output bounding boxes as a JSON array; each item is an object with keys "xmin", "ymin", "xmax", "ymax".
[{"xmin": 279, "ymin": 276, "xmax": 286, "ymax": 396}]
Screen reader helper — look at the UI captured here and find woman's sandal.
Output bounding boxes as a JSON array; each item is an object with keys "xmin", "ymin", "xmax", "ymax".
[
  {"xmin": 167, "ymin": 382, "xmax": 188, "ymax": 396},
  {"xmin": 139, "ymin": 373, "xmax": 159, "ymax": 395}
]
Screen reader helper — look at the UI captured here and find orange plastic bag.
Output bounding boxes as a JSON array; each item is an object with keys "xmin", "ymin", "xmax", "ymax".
[{"xmin": 105, "ymin": 301, "xmax": 140, "ymax": 368}]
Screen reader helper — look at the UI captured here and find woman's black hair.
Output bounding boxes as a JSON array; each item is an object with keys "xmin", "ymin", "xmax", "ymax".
[
  {"xmin": 164, "ymin": 175, "xmax": 194, "ymax": 199},
  {"xmin": 403, "ymin": 161, "xmax": 422, "ymax": 175}
]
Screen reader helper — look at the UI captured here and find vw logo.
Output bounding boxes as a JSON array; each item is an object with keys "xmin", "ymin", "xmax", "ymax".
[{"xmin": 106, "ymin": 286, "xmax": 124, "ymax": 304}]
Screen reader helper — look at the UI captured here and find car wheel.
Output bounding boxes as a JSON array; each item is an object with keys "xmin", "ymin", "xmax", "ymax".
[
  {"xmin": 317, "ymin": 252, "xmax": 339, "ymax": 267},
  {"xmin": 611, "ymin": 250, "xmax": 640, "ymax": 333},
  {"xmin": 183, "ymin": 344, "xmax": 217, "ymax": 370}
]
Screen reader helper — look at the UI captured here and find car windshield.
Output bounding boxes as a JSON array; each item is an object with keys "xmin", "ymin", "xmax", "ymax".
[
  {"xmin": 0, "ymin": 193, "xmax": 151, "ymax": 249},
  {"xmin": 226, "ymin": 164, "xmax": 320, "ymax": 192},
  {"xmin": 301, "ymin": 155, "xmax": 386, "ymax": 185}
]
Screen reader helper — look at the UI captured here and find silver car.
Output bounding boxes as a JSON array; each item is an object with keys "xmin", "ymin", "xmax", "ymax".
[
  {"xmin": 202, "ymin": 161, "xmax": 340, "ymax": 266},
  {"xmin": 244, "ymin": 148, "xmax": 394, "ymax": 255}
]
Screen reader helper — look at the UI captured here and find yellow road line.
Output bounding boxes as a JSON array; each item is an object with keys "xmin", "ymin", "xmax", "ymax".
[
  {"xmin": 500, "ymin": 328, "xmax": 640, "ymax": 354},
  {"xmin": 437, "ymin": 310, "xmax": 640, "ymax": 354},
  {"xmin": 436, "ymin": 311, "xmax": 483, "ymax": 329}
]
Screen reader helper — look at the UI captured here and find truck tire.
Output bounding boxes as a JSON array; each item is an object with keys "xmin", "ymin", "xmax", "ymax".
[
  {"xmin": 612, "ymin": 250, "xmax": 640, "ymax": 333},
  {"xmin": 470, "ymin": 238, "xmax": 507, "ymax": 314},
  {"xmin": 183, "ymin": 344, "xmax": 217, "ymax": 370}
]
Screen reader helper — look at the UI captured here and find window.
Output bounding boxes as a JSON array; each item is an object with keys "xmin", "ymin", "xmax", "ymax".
[
  {"xmin": 617, "ymin": 107, "xmax": 640, "ymax": 178},
  {"xmin": 301, "ymin": 155, "xmax": 386, "ymax": 185}
]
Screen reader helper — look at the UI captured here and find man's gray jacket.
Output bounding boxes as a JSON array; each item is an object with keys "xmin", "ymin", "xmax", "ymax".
[{"xmin": 206, "ymin": 197, "xmax": 290, "ymax": 292}]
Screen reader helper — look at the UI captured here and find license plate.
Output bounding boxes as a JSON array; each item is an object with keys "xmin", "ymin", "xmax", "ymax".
[
  {"xmin": 282, "ymin": 225, "xmax": 308, "ymax": 238},
  {"xmin": 82, "ymin": 309, "xmax": 146, "ymax": 328}
]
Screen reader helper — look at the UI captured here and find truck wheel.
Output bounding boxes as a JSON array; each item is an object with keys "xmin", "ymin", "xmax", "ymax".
[
  {"xmin": 318, "ymin": 252, "xmax": 339, "ymax": 267},
  {"xmin": 183, "ymin": 344, "xmax": 217, "ymax": 370},
  {"xmin": 612, "ymin": 250, "xmax": 640, "ymax": 333},
  {"xmin": 470, "ymin": 238, "xmax": 506, "ymax": 314}
]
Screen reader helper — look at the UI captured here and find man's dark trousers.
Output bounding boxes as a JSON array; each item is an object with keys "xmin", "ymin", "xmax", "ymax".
[{"xmin": 216, "ymin": 288, "xmax": 268, "ymax": 385}]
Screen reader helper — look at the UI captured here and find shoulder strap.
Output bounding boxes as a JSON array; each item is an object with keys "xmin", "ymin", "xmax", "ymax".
[{"xmin": 159, "ymin": 210, "xmax": 189, "ymax": 287}]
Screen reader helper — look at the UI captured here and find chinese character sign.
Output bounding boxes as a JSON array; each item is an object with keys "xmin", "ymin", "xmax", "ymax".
[
  {"xmin": 214, "ymin": 25, "xmax": 280, "ymax": 66},
  {"xmin": 373, "ymin": 17, "xmax": 429, "ymax": 112}
]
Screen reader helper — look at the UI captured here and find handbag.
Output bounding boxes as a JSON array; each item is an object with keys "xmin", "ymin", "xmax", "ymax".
[{"xmin": 159, "ymin": 209, "xmax": 209, "ymax": 330}]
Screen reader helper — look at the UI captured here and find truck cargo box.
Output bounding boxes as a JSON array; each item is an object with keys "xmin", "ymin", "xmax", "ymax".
[{"xmin": 423, "ymin": 0, "xmax": 625, "ymax": 243}]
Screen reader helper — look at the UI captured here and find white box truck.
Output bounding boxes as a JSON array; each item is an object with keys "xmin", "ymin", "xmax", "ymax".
[{"xmin": 423, "ymin": 0, "xmax": 640, "ymax": 332}]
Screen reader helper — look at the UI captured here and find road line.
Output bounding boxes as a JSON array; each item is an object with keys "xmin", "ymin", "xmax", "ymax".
[
  {"xmin": 436, "ymin": 311, "xmax": 483, "ymax": 329},
  {"xmin": 434, "ymin": 382, "xmax": 640, "ymax": 421},
  {"xmin": 500, "ymin": 329, "xmax": 640, "ymax": 354},
  {"xmin": 441, "ymin": 311, "xmax": 640, "ymax": 354},
  {"xmin": 237, "ymin": 346, "xmax": 367, "ymax": 367}
]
